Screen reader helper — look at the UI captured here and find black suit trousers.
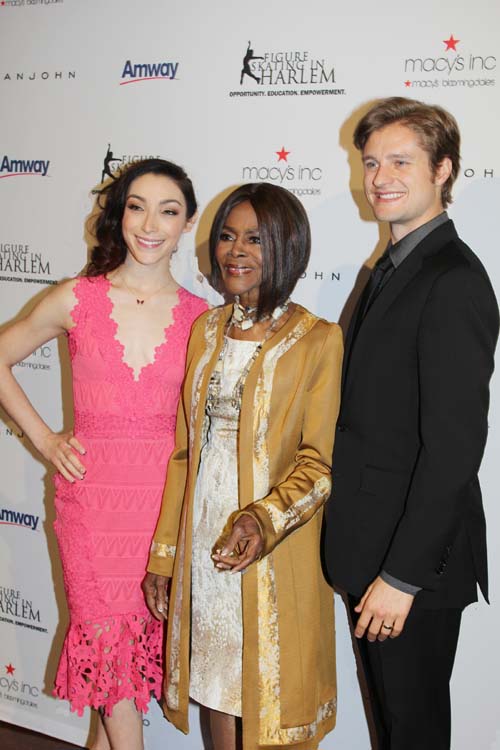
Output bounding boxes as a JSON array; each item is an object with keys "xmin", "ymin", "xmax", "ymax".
[{"xmin": 348, "ymin": 596, "xmax": 462, "ymax": 750}]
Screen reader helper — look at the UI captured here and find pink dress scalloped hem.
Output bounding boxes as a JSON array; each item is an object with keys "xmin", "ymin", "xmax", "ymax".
[{"xmin": 53, "ymin": 613, "xmax": 163, "ymax": 717}]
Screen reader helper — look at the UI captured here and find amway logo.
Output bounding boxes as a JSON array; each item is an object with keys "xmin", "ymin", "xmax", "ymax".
[
  {"xmin": 0, "ymin": 156, "xmax": 49, "ymax": 178},
  {"xmin": 0, "ymin": 508, "xmax": 40, "ymax": 531},
  {"xmin": 120, "ymin": 59, "xmax": 179, "ymax": 85}
]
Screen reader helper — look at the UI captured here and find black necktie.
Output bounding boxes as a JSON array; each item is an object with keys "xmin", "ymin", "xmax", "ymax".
[
  {"xmin": 359, "ymin": 252, "xmax": 394, "ymax": 319},
  {"xmin": 344, "ymin": 253, "xmax": 395, "ymax": 376}
]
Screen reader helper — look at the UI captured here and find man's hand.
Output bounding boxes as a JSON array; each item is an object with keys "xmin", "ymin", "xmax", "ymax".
[
  {"xmin": 142, "ymin": 572, "xmax": 170, "ymax": 621},
  {"xmin": 354, "ymin": 576, "xmax": 415, "ymax": 642}
]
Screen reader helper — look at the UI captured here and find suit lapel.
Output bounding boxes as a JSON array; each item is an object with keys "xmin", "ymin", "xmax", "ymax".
[
  {"xmin": 345, "ymin": 253, "xmax": 422, "ymax": 397},
  {"xmin": 342, "ymin": 220, "xmax": 458, "ymax": 399},
  {"xmin": 341, "ymin": 292, "xmax": 365, "ymax": 392}
]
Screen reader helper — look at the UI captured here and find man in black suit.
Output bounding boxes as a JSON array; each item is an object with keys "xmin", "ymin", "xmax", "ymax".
[{"xmin": 324, "ymin": 97, "xmax": 499, "ymax": 749}]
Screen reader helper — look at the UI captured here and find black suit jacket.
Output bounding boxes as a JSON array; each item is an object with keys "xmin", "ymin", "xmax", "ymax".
[{"xmin": 324, "ymin": 220, "xmax": 499, "ymax": 608}]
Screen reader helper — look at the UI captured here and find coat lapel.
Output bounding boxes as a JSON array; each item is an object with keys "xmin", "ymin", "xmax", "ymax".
[{"xmin": 187, "ymin": 307, "xmax": 229, "ymax": 471}]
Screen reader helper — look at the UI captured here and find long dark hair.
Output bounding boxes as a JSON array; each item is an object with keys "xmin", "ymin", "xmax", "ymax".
[
  {"xmin": 209, "ymin": 183, "xmax": 310, "ymax": 319},
  {"xmin": 86, "ymin": 158, "xmax": 197, "ymax": 277}
]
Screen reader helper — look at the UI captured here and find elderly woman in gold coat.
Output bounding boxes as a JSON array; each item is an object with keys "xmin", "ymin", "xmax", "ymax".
[{"xmin": 143, "ymin": 182, "xmax": 343, "ymax": 750}]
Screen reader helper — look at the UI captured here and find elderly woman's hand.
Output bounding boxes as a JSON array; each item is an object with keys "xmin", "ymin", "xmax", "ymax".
[
  {"xmin": 142, "ymin": 572, "xmax": 170, "ymax": 620},
  {"xmin": 212, "ymin": 514, "xmax": 263, "ymax": 574}
]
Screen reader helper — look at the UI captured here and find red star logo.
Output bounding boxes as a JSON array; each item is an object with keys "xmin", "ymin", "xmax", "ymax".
[
  {"xmin": 5, "ymin": 664, "xmax": 15, "ymax": 675},
  {"xmin": 276, "ymin": 146, "xmax": 291, "ymax": 162},
  {"xmin": 404, "ymin": 80, "xmax": 412, "ymax": 87},
  {"xmin": 443, "ymin": 35, "xmax": 460, "ymax": 51}
]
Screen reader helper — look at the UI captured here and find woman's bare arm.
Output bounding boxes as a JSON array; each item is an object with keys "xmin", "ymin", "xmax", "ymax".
[{"xmin": 0, "ymin": 279, "xmax": 86, "ymax": 482}]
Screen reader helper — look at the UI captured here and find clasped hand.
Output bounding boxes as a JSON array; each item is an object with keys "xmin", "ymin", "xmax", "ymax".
[{"xmin": 211, "ymin": 514, "xmax": 263, "ymax": 574}]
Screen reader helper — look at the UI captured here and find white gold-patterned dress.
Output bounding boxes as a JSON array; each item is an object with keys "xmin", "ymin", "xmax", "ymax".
[{"xmin": 189, "ymin": 336, "xmax": 259, "ymax": 716}]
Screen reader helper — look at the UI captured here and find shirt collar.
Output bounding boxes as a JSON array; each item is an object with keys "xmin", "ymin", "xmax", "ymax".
[{"xmin": 388, "ymin": 211, "xmax": 448, "ymax": 268}]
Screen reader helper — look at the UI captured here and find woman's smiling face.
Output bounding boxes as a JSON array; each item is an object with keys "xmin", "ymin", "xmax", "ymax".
[
  {"xmin": 215, "ymin": 200, "xmax": 263, "ymax": 307},
  {"xmin": 121, "ymin": 173, "xmax": 194, "ymax": 267}
]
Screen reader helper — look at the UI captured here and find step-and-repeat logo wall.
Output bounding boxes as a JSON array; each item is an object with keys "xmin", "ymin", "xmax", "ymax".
[{"xmin": 1, "ymin": 2, "xmax": 499, "ymax": 749}]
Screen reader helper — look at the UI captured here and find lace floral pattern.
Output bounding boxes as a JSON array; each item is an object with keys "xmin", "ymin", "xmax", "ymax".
[
  {"xmin": 54, "ymin": 276, "xmax": 207, "ymax": 715},
  {"xmin": 54, "ymin": 614, "xmax": 163, "ymax": 717}
]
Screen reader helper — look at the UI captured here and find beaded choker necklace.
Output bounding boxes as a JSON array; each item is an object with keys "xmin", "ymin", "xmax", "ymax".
[
  {"xmin": 230, "ymin": 295, "xmax": 289, "ymax": 331},
  {"xmin": 206, "ymin": 300, "xmax": 291, "ymax": 412}
]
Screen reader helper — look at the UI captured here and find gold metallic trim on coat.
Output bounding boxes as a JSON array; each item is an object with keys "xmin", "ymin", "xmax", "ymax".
[
  {"xmin": 253, "ymin": 316, "xmax": 316, "ymax": 503},
  {"xmin": 150, "ymin": 541, "xmax": 176, "ymax": 558},
  {"xmin": 252, "ymin": 314, "xmax": 335, "ymax": 743},
  {"xmin": 189, "ymin": 309, "xmax": 220, "ymax": 455},
  {"xmin": 166, "ymin": 497, "xmax": 190, "ymax": 711},
  {"xmin": 168, "ymin": 309, "xmax": 221, "ymax": 711},
  {"xmin": 257, "ymin": 555, "xmax": 337, "ymax": 743},
  {"xmin": 261, "ymin": 475, "xmax": 331, "ymax": 534}
]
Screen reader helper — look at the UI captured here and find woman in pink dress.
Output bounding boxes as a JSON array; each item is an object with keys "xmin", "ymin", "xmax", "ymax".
[{"xmin": 0, "ymin": 158, "xmax": 207, "ymax": 749}]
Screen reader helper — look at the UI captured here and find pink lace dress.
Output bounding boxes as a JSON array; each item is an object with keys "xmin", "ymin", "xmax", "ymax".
[{"xmin": 53, "ymin": 275, "xmax": 207, "ymax": 716}]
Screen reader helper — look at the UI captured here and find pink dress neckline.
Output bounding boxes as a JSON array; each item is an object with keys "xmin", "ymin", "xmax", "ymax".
[{"xmin": 104, "ymin": 276, "xmax": 188, "ymax": 383}]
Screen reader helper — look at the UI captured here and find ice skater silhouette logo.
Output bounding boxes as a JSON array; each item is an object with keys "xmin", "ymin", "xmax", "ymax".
[
  {"xmin": 240, "ymin": 41, "xmax": 263, "ymax": 84},
  {"xmin": 101, "ymin": 144, "xmax": 122, "ymax": 183}
]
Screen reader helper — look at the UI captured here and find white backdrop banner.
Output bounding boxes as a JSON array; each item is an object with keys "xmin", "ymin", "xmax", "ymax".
[{"xmin": 0, "ymin": 1, "xmax": 499, "ymax": 748}]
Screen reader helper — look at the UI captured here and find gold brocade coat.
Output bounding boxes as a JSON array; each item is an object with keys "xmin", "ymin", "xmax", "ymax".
[{"xmin": 147, "ymin": 304, "xmax": 343, "ymax": 750}]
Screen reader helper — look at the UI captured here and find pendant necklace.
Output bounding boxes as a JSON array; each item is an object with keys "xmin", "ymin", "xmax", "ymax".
[
  {"xmin": 206, "ymin": 299, "xmax": 291, "ymax": 413},
  {"xmin": 118, "ymin": 273, "xmax": 173, "ymax": 306}
]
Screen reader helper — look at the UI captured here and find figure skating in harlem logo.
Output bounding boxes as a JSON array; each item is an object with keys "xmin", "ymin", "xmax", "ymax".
[
  {"xmin": 0, "ymin": 585, "xmax": 48, "ymax": 633},
  {"xmin": 101, "ymin": 144, "xmax": 122, "ymax": 183},
  {"xmin": 230, "ymin": 41, "xmax": 345, "ymax": 98},
  {"xmin": 240, "ymin": 41, "xmax": 263, "ymax": 84},
  {"xmin": 92, "ymin": 147, "xmax": 163, "ymax": 194}
]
